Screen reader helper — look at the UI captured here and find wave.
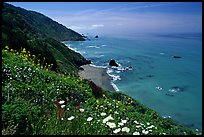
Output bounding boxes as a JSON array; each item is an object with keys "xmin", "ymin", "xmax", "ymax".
[
  {"xmin": 162, "ymin": 115, "xmax": 171, "ymax": 119},
  {"xmin": 101, "ymin": 44, "xmax": 107, "ymax": 47},
  {"xmin": 66, "ymin": 44, "xmax": 86, "ymax": 55},
  {"xmin": 87, "ymin": 45, "xmax": 100, "ymax": 48},
  {"xmin": 89, "ymin": 64, "xmax": 107, "ymax": 69},
  {"xmin": 96, "ymin": 55, "xmax": 105, "ymax": 58},
  {"xmin": 111, "ymin": 81, "xmax": 119, "ymax": 91}
]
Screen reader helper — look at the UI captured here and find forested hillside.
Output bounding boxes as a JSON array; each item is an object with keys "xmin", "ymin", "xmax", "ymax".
[{"xmin": 2, "ymin": 2, "xmax": 89, "ymax": 74}]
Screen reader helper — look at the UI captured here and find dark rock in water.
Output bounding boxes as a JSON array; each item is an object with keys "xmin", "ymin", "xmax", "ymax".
[
  {"xmin": 165, "ymin": 93, "xmax": 174, "ymax": 97},
  {"xmin": 172, "ymin": 56, "xmax": 181, "ymax": 58},
  {"xmin": 146, "ymin": 75, "xmax": 154, "ymax": 78},
  {"xmin": 95, "ymin": 35, "xmax": 98, "ymax": 38},
  {"xmin": 79, "ymin": 67, "xmax": 84, "ymax": 71},
  {"xmin": 109, "ymin": 59, "xmax": 119, "ymax": 67}
]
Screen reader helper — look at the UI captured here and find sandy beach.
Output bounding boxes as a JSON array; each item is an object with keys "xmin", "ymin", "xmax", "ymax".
[{"xmin": 78, "ymin": 64, "xmax": 115, "ymax": 91}]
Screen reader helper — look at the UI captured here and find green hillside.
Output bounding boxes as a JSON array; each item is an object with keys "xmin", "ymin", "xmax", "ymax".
[
  {"xmin": 2, "ymin": 47, "xmax": 200, "ymax": 135},
  {"xmin": 2, "ymin": 2, "xmax": 89, "ymax": 74}
]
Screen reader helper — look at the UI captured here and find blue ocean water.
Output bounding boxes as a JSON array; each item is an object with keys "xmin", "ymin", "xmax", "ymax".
[{"xmin": 64, "ymin": 33, "xmax": 202, "ymax": 131}]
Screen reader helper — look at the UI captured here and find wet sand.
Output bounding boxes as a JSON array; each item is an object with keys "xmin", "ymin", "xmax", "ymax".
[{"xmin": 78, "ymin": 64, "xmax": 115, "ymax": 91}]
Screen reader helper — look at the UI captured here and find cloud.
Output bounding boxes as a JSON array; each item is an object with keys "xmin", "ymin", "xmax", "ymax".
[{"xmin": 92, "ymin": 24, "xmax": 104, "ymax": 28}]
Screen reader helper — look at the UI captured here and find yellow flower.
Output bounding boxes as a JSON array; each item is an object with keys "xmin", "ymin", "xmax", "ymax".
[
  {"xmin": 22, "ymin": 48, "xmax": 26, "ymax": 53},
  {"xmin": 5, "ymin": 46, "xmax": 9, "ymax": 49},
  {"xmin": 96, "ymin": 100, "xmax": 99, "ymax": 104}
]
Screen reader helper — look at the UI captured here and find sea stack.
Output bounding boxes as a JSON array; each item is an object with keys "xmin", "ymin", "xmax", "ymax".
[{"xmin": 109, "ymin": 59, "xmax": 119, "ymax": 67}]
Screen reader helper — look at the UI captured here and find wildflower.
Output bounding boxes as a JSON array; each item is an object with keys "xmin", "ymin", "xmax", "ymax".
[
  {"xmin": 61, "ymin": 118, "xmax": 64, "ymax": 120},
  {"xmin": 87, "ymin": 117, "xmax": 93, "ymax": 122},
  {"xmin": 122, "ymin": 127, "xmax": 130, "ymax": 133},
  {"xmin": 68, "ymin": 116, "xmax": 75, "ymax": 121},
  {"xmin": 79, "ymin": 108, "xmax": 84, "ymax": 112},
  {"xmin": 121, "ymin": 119, "xmax": 128, "ymax": 124},
  {"xmin": 136, "ymin": 125, "xmax": 141, "ymax": 128},
  {"xmin": 163, "ymin": 133, "xmax": 166, "ymax": 135},
  {"xmin": 133, "ymin": 131, "xmax": 140, "ymax": 135},
  {"xmin": 147, "ymin": 125, "xmax": 155, "ymax": 129},
  {"xmin": 103, "ymin": 115, "xmax": 114, "ymax": 123},
  {"xmin": 67, "ymin": 108, "xmax": 69, "ymax": 110},
  {"xmin": 147, "ymin": 122, "xmax": 150, "ymax": 125},
  {"xmin": 113, "ymin": 128, "xmax": 121, "ymax": 133},
  {"xmin": 106, "ymin": 122, "xmax": 116, "ymax": 128},
  {"xmin": 59, "ymin": 100, "xmax": 65, "ymax": 104},
  {"xmin": 101, "ymin": 112, "xmax": 106, "ymax": 116},
  {"xmin": 114, "ymin": 111, "xmax": 119, "ymax": 114},
  {"xmin": 134, "ymin": 120, "xmax": 139, "ymax": 124},
  {"xmin": 118, "ymin": 122, "xmax": 124, "ymax": 127},
  {"xmin": 142, "ymin": 130, "xmax": 149, "ymax": 135},
  {"xmin": 61, "ymin": 105, "xmax": 65, "ymax": 108}
]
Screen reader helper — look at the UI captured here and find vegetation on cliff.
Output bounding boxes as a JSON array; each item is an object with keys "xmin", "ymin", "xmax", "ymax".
[
  {"xmin": 2, "ymin": 2, "xmax": 88, "ymax": 74},
  {"xmin": 2, "ymin": 46, "xmax": 200, "ymax": 135}
]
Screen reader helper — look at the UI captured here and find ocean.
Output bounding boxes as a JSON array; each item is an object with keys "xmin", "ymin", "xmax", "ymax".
[{"xmin": 63, "ymin": 33, "xmax": 202, "ymax": 131}]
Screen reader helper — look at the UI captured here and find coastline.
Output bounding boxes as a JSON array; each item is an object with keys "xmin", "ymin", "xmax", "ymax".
[{"xmin": 78, "ymin": 64, "xmax": 116, "ymax": 91}]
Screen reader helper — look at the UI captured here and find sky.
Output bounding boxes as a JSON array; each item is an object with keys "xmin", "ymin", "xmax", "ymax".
[{"xmin": 7, "ymin": 2, "xmax": 202, "ymax": 36}]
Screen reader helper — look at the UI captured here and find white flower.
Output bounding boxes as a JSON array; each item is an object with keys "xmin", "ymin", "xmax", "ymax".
[
  {"xmin": 147, "ymin": 125, "xmax": 155, "ymax": 129},
  {"xmin": 134, "ymin": 120, "xmax": 139, "ymax": 124},
  {"xmin": 133, "ymin": 131, "xmax": 140, "ymax": 135},
  {"xmin": 142, "ymin": 130, "xmax": 149, "ymax": 134},
  {"xmin": 121, "ymin": 119, "xmax": 128, "ymax": 124},
  {"xmin": 113, "ymin": 128, "xmax": 121, "ymax": 133},
  {"xmin": 67, "ymin": 108, "xmax": 69, "ymax": 110},
  {"xmin": 101, "ymin": 112, "xmax": 106, "ymax": 116},
  {"xmin": 87, "ymin": 117, "xmax": 93, "ymax": 121},
  {"xmin": 122, "ymin": 127, "xmax": 130, "ymax": 133},
  {"xmin": 163, "ymin": 133, "xmax": 166, "ymax": 135},
  {"xmin": 114, "ymin": 111, "xmax": 119, "ymax": 114},
  {"xmin": 61, "ymin": 105, "xmax": 65, "ymax": 108},
  {"xmin": 118, "ymin": 122, "xmax": 124, "ymax": 127},
  {"xmin": 147, "ymin": 122, "xmax": 150, "ymax": 125},
  {"xmin": 103, "ymin": 115, "xmax": 114, "ymax": 123},
  {"xmin": 61, "ymin": 118, "xmax": 64, "ymax": 120},
  {"xmin": 79, "ymin": 108, "xmax": 84, "ymax": 112},
  {"xmin": 136, "ymin": 125, "xmax": 141, "ymax": 128},
  {"xmin": 106, "ymin": 122, "xmax": 116, "ymax": 128},
  {"xmin": 68, "ymin": 116, "xmax": 75, "ymax": 121},
  {"xmin": 59, "ymin": 100, "xmax": 65, "ymax": 104}
]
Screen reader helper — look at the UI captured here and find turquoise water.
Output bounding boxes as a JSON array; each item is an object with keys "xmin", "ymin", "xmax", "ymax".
[{"xmin": 64, "ymin": 33, "xmax": 202, "ymax": 130}]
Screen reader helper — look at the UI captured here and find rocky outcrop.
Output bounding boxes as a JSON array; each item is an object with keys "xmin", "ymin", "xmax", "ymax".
[
  {"xmin": 109, "ymin": 59, "xmax": 119, "ymax": 67},
  {"xmin": 172, "ymin": 56, "xmax": 181, "ymax": 58}
]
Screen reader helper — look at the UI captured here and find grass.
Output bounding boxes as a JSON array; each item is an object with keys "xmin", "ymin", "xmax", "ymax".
[{"xmin": 2, "ymin": 46, "xmax": 201, "ymax": 135}]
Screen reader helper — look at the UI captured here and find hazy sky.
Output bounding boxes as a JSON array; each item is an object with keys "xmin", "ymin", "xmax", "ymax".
[{"xmin": 8, "ymin": 2, "xmax": 202, "ymax": 36}]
